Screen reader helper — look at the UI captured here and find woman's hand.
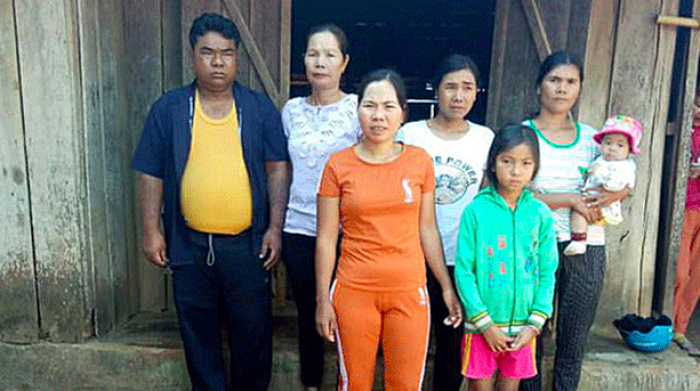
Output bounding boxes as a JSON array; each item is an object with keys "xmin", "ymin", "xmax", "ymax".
[
  {"xmin": 315, "ymin": 298, "xmax": 337, "ymax": 342},
  {"xmin": 508, "ymin": 326, "xmax": 537, "ymax": 352},
  {"xmin": 482, "ymin": 325, "xmax": 514, "ymax": 352},
  {"xmin": 572, "ymin": 194, "xmax": 602, "ymax": 224},
  {"xmin": 584, "ymin": 185, "xmax": 631, "ymax": 209},
  {"xmin": 441, "ymin": 287, "xmax": 463, "ymax": 328}
]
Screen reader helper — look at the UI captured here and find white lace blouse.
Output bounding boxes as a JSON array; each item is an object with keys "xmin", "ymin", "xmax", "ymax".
[{"xmin": 282, "ymin": 94, "xmax": 361, "ymax": 236}]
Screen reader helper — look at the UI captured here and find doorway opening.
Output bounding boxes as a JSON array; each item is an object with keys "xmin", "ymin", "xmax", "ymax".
[{"xmin": 290, "ymin": 0, "xmax": 497, "ymax": 124}]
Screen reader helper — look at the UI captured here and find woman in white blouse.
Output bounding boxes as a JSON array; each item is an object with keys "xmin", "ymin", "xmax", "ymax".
[{"xmin": 281, "ymin": 24, "xmax": 360, "ymax": 391}]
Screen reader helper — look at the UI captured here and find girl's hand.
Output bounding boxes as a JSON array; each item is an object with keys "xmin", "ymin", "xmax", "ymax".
[
  {"xmin": 441, "ymin": 288, "xmax": 463, "ymax": 328},
  {"xmin": 482, "ymin": 325, "xmax": 514, "ymax": 352},
  {"xmin": 690, "ymin": 164, "xmax": 700, "ymax": 179},
  {"xmin": 508, "ymin": 326, "xmax": 537, "ymax": 352},
  {"xmin": 572, "ymin": 195, "xmax": 601, "ymax": 224},
  {"xmin": 315, "ymin": 298, "xmax": 337, "ymax": 342}
]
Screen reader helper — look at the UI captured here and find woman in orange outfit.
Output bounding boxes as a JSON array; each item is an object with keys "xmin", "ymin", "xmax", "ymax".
[{"xmin": 315, "ymin": 69, "xmax": 463, "ymax": 391}]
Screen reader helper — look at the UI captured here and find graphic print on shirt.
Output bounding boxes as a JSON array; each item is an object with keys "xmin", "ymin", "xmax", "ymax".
[
  {"xmin": 433, "ymin": 155, "xmax": 479, "ymax": 204},
  {"xmin": 402, "ymin": 178, "xmax": 414, "ymax": 203}
]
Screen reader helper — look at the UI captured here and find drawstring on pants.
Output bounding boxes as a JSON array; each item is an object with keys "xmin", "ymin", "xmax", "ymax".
[{"xmin": 206, "ymin": 234, "xmax": 215, "ymax": 266}]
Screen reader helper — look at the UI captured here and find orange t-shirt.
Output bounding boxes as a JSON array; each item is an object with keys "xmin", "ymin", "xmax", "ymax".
[{"xmin": 318, "ymin": 144, "xmax": 436, "ymax": 291}]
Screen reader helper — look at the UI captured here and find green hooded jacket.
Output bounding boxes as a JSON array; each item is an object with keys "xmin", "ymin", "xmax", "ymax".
[{"xmin": 454, "ymin": 185, "xmax": 558, "ymax": 336}]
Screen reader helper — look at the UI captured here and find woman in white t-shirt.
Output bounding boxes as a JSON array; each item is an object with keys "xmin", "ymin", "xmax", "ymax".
[
  {"xmin": 396, "ymin": 54, "xmax": 493, "ymax": 391},
  {"xmin": 280, "ymin": 24, "xmax": 361, "ymax": 391}
]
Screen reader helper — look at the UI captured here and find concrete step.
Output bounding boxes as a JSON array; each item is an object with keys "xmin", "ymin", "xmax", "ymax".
[{"xmin": 0, "ymin": 312, "xmax": 698, "ymax": 391}]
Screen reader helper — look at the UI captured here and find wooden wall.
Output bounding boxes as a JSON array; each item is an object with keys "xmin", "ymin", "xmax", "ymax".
[
  {"xmin": 125, "ymin": 0, "xmax": 183, "ymax": 313},
  {"xmin": 0, "ymin": 0, "xmax": 144, "ymax": 342},
  {"xmin": 0, "ymin": 0, "xmax": 38, "ymax": 343},
  {"xmin": 579, "ymin": 0, "xmax": 681, "ymax": 336}
]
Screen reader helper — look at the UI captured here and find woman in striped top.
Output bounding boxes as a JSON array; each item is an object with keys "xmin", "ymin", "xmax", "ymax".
[{"xmin": 519, "ymin": 51, "xmax": 630, "ymax": 391}]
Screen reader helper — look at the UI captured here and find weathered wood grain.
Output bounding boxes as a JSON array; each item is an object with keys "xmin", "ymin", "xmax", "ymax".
[
  {"xmin": 125, "ymin": 0, "xmax": 168, "ymax": 312},
  {"xmin": 591, "ymin": 0, "xmax": 678, "ymax": 337},
  {"xmin": 222, "ymin": 0, "xmax": 280, "ymax": 103},
  {"xmin": 15, "ymin": 0, "xmax": 91, "ymax": 342},
  {"xmin": 520, "ymin": 0, "xmax": 553, "ymax": 60},
  {"xmin": 577, "ymin": 0, "xmax": 618, "ymax": 127},
  {"xmin": 0, "ymin": 0, "xmax": 38, "ymax": 343},
  {"xmin": 279, "ymin": 0, "xmax": 291, "ymax": 105},
  {"xmin": 97, "ymin": 0, "xmax": 136, "ymax": 329},
  {"xmin": 75, "ymin": 0, "xmax": 112, "ymax": 336}
]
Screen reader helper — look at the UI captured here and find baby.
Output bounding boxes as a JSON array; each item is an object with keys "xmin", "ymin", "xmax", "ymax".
[{"xmin": 564, "ymin": 115, "xmax": 642, "ymax": 256}]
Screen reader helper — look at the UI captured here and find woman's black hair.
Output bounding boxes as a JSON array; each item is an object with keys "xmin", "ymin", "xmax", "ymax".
[
  {"xmin": 433, "ymin": 54, "xmax": 481, "ymax": 90},
  {"xmin": 357, "ymin": 69, "xmax": 408, "ymax": 112},
  {"xmin": 535, "ymin": 50, "xmax": 584, "ymax": 86},
  {"xmin": 485, "ymin": 124, "xmax": 541, "ymax": 186},
  {"xmin": 189, "ymin": 13, "xmax": 241, "ymax": 49},
  {"xmin": 306, "ymin": 24, "xmax": 349, "ymax": 58}
]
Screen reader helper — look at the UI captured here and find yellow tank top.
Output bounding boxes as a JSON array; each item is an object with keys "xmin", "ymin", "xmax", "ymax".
[{"xmin": 180, "ymin": 91, "xmax": 252, "ymax": 234}]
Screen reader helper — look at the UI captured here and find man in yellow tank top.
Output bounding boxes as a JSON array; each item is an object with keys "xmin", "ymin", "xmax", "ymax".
[{"xmin": 131, "ymin": 13, "xmax": 290, "ymax": 391}]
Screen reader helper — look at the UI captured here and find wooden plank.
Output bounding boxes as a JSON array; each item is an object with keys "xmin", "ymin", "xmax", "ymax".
[
  {"xmin": 97, "ymin": 0, "xmax": 136, "ymax": 328},
  {"xmin": 520, "ymin": 0, "xmax": 553, "ymax": 60},
  {"xmin": 485, "ymin": 0, "xmax": 511, "ymax": 128},
  {"xmin": 234, "ymin": 0, "xmax": 253, "ymax": 90},
  {"xmin": 577, "ymin": 0, "xmax": 618, "ymax": 127},
  {"xmin": 125, "ymin": 0, "xmax": 168, "ymax": 312},
  {"xmin": 222, "ymin": 0, "xmax": 280, "ymax": 103},
  {"xmin": 15, "ymin": 0, "xmax": 91, "ymax": 342},
  {"xmin": 488, "ymin": 0, "xmax": 542, "ymax": 128},
  {"xmin": 660, "ymin": 0, "xmax": 700, "ymax": 316},
  {"xmin": 163, "ymin": 0, "xmax": 184, "ymax": 92},
  {"xmin": 75, "ymin": 0, "xmax": 112, "ymax": 336},
  {"xmin": 657, "ymin": 15, "xmax": 700, "ymax": 29},
  {"xmin": 249, "ymin": 0, "xmax": 280, "ymax": 99},
  {"xmin": 279, "ymin": 0, "xmax": 292, "ymax": 104},
  {"xmin": 591, "ymin": 0, "xmax": 678, "ymax": 337},
  {"xmin": 0, "ymin": 0, "xmax": 38, "ymax": 343},
  {"xmin": 565, "ymin": 0, "xmax": 594, "ymax": 63}
]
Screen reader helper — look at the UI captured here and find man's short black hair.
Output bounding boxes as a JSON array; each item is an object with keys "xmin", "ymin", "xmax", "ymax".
[{"xmin": 189, "ymin": 13, "xmax": 241, "ymax": 49}]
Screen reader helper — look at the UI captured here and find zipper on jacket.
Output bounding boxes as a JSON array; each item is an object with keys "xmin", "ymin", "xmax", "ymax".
[{"xmin": 508, "ymin": 206, "xmax": 517, "ymax": 335}]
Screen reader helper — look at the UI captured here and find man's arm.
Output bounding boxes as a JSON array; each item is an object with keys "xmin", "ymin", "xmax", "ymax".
[
  {"xmin": 138, "ymin": 173, "xmax": 168, "ymax": 267},
  {"xmin": 260, "ymin": 160, "xmax": 291, "ymax": 269}
]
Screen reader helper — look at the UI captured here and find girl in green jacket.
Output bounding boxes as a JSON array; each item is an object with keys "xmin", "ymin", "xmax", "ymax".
[{"xmin": 455, "ymin": 124, "xmax": 558, "ymax": 391}]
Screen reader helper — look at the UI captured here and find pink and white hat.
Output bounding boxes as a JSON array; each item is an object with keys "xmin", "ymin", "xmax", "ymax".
[{"xmin": 593, "ymin": 115, "xmax": 643, "ymax": 155}]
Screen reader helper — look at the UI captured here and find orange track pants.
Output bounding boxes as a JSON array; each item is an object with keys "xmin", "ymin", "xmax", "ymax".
[
  {"xmin": 674, "ymin": 209, "xmax": 700, "ymax": 334},
  {"xmin": 332, "ymin": 283, "xmax": 430, "ymax": 391}
]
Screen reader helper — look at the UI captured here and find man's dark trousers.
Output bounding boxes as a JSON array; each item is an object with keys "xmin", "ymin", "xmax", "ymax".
[{"xmin": 171, "ymin": 229, "xmax": 272, "ymax": 391}]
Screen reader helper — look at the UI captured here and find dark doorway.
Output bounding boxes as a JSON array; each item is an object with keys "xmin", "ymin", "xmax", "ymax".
[{"xmin": 290, "ymin": 0, "xmax": 497, "ymax": 123}]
